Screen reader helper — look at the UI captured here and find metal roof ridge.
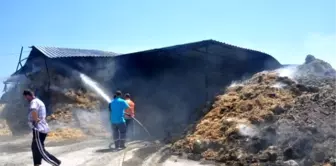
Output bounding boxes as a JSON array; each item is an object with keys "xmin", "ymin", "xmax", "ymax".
[{"xmin": 119, "ymin": 39, "xmax": 272, "ymax": 56}]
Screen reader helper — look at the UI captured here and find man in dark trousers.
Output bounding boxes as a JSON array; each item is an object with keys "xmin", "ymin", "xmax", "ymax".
[
  {"xmin": 23, "ymin": 89, "xmax": 61, "ymax": 166},
  {"xmin": 109, "ymin": 90, "xmax": 130, "ymax": 150}
]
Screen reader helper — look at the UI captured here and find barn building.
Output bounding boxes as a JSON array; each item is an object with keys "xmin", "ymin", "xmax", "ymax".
[{"xmin": 2, "ymin": 39, "xmax": 281, "ymax": 138}]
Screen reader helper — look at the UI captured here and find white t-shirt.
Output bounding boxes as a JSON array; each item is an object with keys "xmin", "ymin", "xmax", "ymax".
[{"xmin": 28, "ymin": 98, "xmax": 50, "ymax": 133}]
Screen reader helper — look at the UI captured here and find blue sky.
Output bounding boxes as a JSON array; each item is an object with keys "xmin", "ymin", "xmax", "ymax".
[{"xmin": 0, "ymin": 0, "xmax": 335, "ymax": 85}]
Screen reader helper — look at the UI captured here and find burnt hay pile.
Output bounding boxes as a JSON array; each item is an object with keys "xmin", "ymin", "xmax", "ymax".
[
  {"xmin": 0, "ymin": 70, "xmax": 108, "ymax": 140},
  {"xmin": 172, "ymin": 56, "xmax": 336, "ymax": 166},
  {"xmin": 46, "ymin": 88, "xmax": 103, "ymax": 141}
]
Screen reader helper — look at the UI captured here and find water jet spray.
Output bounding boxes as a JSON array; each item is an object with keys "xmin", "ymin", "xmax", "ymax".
[
  {"xmin": 79, "ymin": 73, "xmax": 152, "ymax": 140},
  {"xmin": 79, "ymin": 73, "xmax": 111, "ymax": 102}
]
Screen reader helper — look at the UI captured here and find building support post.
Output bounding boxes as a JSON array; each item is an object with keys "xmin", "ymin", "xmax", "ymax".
[
  {"xmin": 15, "ymin": 47, "xmax": 23, "ymax": 71},
  {"xmin": 12, "ymin": 46, "xmax": 25, "ymax": 91},
  {"xmin": 43, "ymin": 56, "xmax": 52, "ymax": 115}
]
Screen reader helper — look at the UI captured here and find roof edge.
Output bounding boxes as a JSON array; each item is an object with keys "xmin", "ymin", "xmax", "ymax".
[
  {"xmin": 31, "ymin": 45, "xmax": 119, "ymax": 55},
  {"xmin": 121, "ymin": 39, "xmax": 274, "ymax": 57}
]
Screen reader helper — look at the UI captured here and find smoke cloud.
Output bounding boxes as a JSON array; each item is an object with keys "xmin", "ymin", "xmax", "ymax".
[
  {"xmin": 275, "ymin": 65, "xmax": 298, "ymax": 79},
  {"xmin": 303, "ymin": 33, "xmax": 336, "ymax": 68}
]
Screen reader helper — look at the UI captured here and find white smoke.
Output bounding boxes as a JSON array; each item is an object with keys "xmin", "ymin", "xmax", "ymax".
[
  {"xmin": 50, "ymin": 85, "xmax": 68, "ymax": 93},
  {"xmin": 271, "ymin": 82, "xmax": 287, "ymax": 89},
  {"xmin": 236, "ymin": 123, "xmax": 259, "ymax": 137},
  {"xmin": 229, "ymin": 81, "xmax": 244, "ymax": 88},
  {"xmin": 275, "ymin": 65, "xmax": 298, "ymax": 79},
  {"xmin": 73, "ymin": 109, "xmax": 111, "ymax": 136}
]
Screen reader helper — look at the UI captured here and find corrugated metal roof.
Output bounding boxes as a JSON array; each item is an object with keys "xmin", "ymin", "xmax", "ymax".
[
  {"xmin": 33, "ymin": 46, "xmax": 119, "ymax": 58},
  {"xmin": 121, "ymin": 39, "xmax": 272, "ymax": 56},
  {"xmin": 122, "ymin": 39, "xmax": 214, "ymax": 55},
  {"xmin": 10, "ymin": 40, "xmax": 279, "ymax": 77}
]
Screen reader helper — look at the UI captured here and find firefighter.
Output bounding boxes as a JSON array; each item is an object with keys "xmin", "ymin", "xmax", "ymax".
[
  {"xmin": 109, "ymin": 90, "xmax": 129, "ymax": 149},
  {"xmin": 124, "ymin": 93, "xmax": 135, "ymax": 139}
]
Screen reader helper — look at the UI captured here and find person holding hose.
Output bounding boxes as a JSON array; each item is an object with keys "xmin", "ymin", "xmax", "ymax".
[
  {"xmin": 23, "ymin": 89, "xmax": 61, "ymax": 166},
  {"xmin": 109, "ymin": 90, "xmax": 130, "ymax": 150},
  {"xmin": 124, "ymin": 93, "xmax": 135, "ymax": 140}
]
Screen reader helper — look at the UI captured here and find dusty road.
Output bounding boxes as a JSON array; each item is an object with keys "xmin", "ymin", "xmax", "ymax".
[{"xmin": 0, "ymin": 137, "xmax": 216, "ymax": 166}]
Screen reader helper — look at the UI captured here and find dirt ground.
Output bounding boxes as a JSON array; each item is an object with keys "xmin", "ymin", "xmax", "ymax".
[{"xmin": 0, "ymin": 137, "xmax": 218, "ymax": 166}]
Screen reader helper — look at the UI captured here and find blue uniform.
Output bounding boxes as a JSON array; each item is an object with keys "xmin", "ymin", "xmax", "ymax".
[{"xmin": 109, "ymin": 97, "xmax": 129, "ymax": 124}]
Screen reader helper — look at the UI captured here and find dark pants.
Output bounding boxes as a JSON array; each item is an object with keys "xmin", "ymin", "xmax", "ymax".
[
  {"xmin": 112, "ymin": 122, "xmax": 127, "ymax": 148},
  {"xmin": 32, "ymin": 129, "xmax": 61, "ymax": 166},
  {"xmin": 125, "ymin": 118, "xmax": 134, "ymax": 139}
]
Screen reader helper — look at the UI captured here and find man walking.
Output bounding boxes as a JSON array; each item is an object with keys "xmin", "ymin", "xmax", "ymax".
[
  {"xmin": 23, "ymin": 89, "xmax": 61, "ymax": 166},
  {"xmin": 109, "ymin": 90, "xmax": 130, "ymax": 150},
  {"xmin": 124, "ymin": 93, "xmax": 135, "ymax": 140}
]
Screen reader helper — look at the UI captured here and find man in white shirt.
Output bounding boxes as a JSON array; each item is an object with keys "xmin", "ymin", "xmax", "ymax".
[{"xmin": 23, "ymin": 89, "xmax": 61, "ymax": 166}]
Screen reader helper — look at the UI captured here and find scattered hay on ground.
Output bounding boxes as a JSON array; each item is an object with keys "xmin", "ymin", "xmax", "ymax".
[
  {"xmin": 47, "ymin": 128, "xmax": 86, "ymax": 141},
  {"xmin": 0, "ymin": 119, "xmax": 12, "ymax": 136}
]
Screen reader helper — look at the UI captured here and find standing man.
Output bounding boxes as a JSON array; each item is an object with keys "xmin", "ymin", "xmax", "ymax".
[
  {"xmin": 109, "ymin": 90, "xmax": 129, "ymax": 150},
  {"xmin": 124, "ymin": 93, "xmax": 135, "ymax": 140},
  {"xmin": 23, "ymin": 89, "xmax": 61, "ymax": 166}
]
